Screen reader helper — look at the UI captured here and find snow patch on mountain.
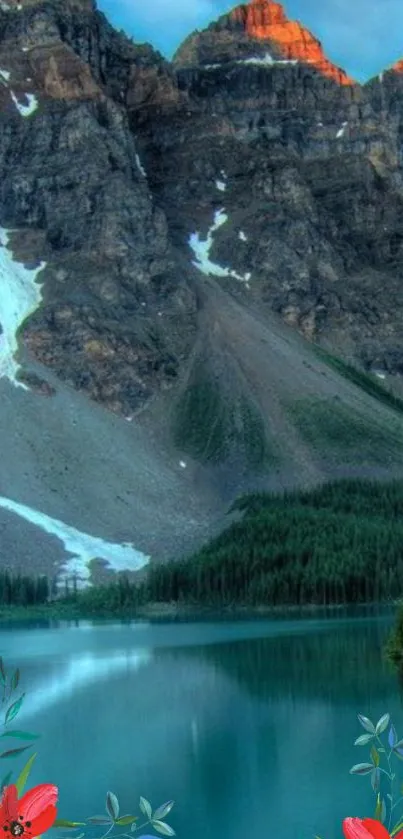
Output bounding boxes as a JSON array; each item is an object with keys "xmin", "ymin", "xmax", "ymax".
[
  {"xmin": 0, "ymin": 228, "xmax": 46, "ymax": 388},
  {"xmin": 204, "ymin": 54, "xmax": 298, "ymax": 70},
  {"xmin": 135, "ymin": 153, "xmax": 147, "ymax": 178},
  {"xmin": 239, "ymin": 231, "xmax": 248, "ymax": 242},
  {"xmin": 336, "ymin": 121, "xmax": 348, "ymax": 138},
  {"xmin": 189, "ymin": 210, "xmax": 251, "ymax": 285},
  {"xmin": 0, "ymin": 67, "xmax": 38, "ymax": 117},
  {"xmin": 0, "ymin": 496, "xmax": 150, "ymax": 588},
  {"xmin": 10, "ymin": 91, "xmax": 38, "ymax": 117},
  {"xmin": 240, "ymin": 53, "xmax": 298, "ymax": 66},
  {"xmin": 215, "ymin": 170, "xmax": 227, "ymax": 191}
]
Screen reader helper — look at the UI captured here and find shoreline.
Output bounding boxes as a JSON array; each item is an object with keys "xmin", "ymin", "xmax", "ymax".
[{"xmin": 0, "ymin": 599, "xmax": 397, "ymax": 624}]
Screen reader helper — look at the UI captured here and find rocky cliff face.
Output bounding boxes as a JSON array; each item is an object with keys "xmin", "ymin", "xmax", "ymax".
[
  {"xmin": 151, "ymin": 1, "xmax": 403, "ymax": 379},
  {"xmin": 3, "ymin": 0, "xmax": 403, "ymax": 489},
  {"xmin": 5, "ymin": 0, "xmax": 403, "ymax": 580},
  {"xmin": 0, "ymin": 0, "xmax": 196, "ymax": 416}
]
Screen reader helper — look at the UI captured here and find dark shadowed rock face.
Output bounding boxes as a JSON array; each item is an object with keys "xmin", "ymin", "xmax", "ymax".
[
  {"xmin": 3, "ymin": 0, "xmax": 403, "ymax": 435},
  {"xmin": 133, "ymin": 1, "xmax": 403, "ymax": 378},
  {"xmin": 0, "ymin": 0, "xmax": 197, "ymax": 415}
]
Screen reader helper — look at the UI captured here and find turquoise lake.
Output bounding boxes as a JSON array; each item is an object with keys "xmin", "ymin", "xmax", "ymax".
[{"xmin": 0, "ymin": 612, "xmax": 401, "ymax": 839}]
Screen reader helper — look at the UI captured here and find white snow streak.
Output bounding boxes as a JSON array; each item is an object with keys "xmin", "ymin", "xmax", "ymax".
[
  {"xmin": 336, "ymin": 121, "xmax": 348, "ymax": 139},
  {"xmin": 204, "ymin": 54, "xmax": 298, "ymax": 69},
  {"xmin": 0, "ymin": 66, "xmax": 38, "ymax": 116},
  {"xmin": 0, "ymin": 228, "xmax": 46, "ymax": 388},
  {"xmin": 239, "ymin": 53, "xmax": 298, "ymax": 67},
  {"xmin": 239, "ymin": 231, "xmax": 248, "ymax": 242},
  {"xmin": 375, "ymin": 372, "xmax": 386, "ymax": 380},
  {"xmin": 135, "ymin": 153, "xmax": 147, "ymax": 178},
  {"xmin": 215, "ymin": 170, "xmax": 227, "ymax": 191},
  {"xmin": 0, "ymin": 496, "xmax": 150, "ymax": 588},
  {"xmin": 189, "ymin": 209, "xmax": 251, "ymax": 285},
  {"xmin": 10, "ymin": 91, "xmax": 38, "ymax": 117}
]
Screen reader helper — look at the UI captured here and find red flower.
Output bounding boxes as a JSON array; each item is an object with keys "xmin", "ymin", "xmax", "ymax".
[
  {"xmin": 343, "ymin": 818, "xmax": 403, "ymax": 839},
  {"xmin": 0, "ymin": 784, "xmax": 58, "ymax": 838}
]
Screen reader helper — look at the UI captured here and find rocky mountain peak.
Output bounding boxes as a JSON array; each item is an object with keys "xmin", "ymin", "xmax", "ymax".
[
  {"xmin": 0, "ymin": 0, "xmax": 94, "ymax": 9},
  {"xmin": 230, "ymin": 0, "xmax": 355, "ymax": 85}
]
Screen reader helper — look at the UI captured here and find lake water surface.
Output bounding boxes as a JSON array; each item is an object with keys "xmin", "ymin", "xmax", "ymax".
[{"xmin": 0, "ymin": 612, "xmax": 401, "ymax": 839}]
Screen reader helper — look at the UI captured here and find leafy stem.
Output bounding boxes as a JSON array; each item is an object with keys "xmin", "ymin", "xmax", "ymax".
[
  {"xmin": 98, "ymin": 824, "xmax": 116, "ymax": 839},
  {"xmin": 391, "ymin": 795, "xmax": 403, "ymax": 813},
  {"xmin": 376, "ymin": 735, "xmax": 394, "ymax": 829}
]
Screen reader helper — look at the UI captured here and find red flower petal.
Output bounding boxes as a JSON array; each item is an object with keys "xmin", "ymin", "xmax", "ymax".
[
  {"xmin": 18, "ymin": 785, "xmax": 58, "ymax": 837},
  {"xmin": 18, "ymin": 785, "xmax": 58, "ymax": 820},
  {"xmin": 0, "ymin": 785, "xmax": 19, "ymax": 824},
  {"xmin": 343, "ymin": 818, "xmax": 391, "ymax": 839},
  {"xmin": 26, "ymin": 804, "xmax": 57, "ymax": 837}
]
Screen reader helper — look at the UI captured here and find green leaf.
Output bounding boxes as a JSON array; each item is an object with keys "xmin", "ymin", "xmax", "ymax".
[
  {"xmin": 376, "ymin": 714, "xmax": 390, "ymax": 735},
  {"xmin": 381, "ymin": 801, "xmax": 387, "ymax": 825},
  {"xmin": 10, "ymin": 671, "xmax": 20, "ymax": 693},
  {"xmin": 53, "ymin": 821, "xmax": 86, "ymax": 830},
  {"xmin": 354, "ymin": 734, "xmax": 374, "ymax": 746},
  {"xmin": 371, "ymin": 746, "xmax": 380, "ymax": 767},
  {"xmin": 0, "ymin": 746, "xmax": 31, "ymax": 760},
  {"xmin": 153, "ymin": 803, "xmax": 174, "ymax": 822},
  {"xmin": 5, "ymin": 695, "xmax": 25, "ymax": 726},
  {"xmin": 391, "ymin": 822, "xmax": 403, "ymax": 837},
  {"xmin": 371, "ymin": 768, "xmax": 381, "ymax": 792},
  {"xmin": 375, "ymin": 794, "xmax": 382, "ymax": 821},
  {"xmin": 115, "ymin": 816, "xmax": 138, "ymax": 826},
  {"xmin": 139, "ymin": 798, "xmax": 152, "ymax": 820},
  {"xmin": 151, "ymin": 821, "xmax": 175, "ymax": 837},
  {"xmin": 0, "ymin": 731, "xmax": 39, "ymax": 741},
  {"xmin": 106, "ymin": 792, "xmax": 119, "ymax": 821},
  {"xmin": 350, "ymin": 763, "xmax": 374, "ymax": 775},
  {"xmin": 358, "ymin": 715, "xmax": 376, "ymax": 734},
  {"xmin": 0, "ymin": 659, "xmax": 6, "ymax": 686},
  {"xmin": 15, "ymin": 753, "xmax": 36, "ymax": 795},
  {"xmin": 0, "ymin": 771, "xmax": 11, "ymax": 792}
]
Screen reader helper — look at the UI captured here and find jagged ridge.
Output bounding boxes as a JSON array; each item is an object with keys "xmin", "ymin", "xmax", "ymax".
[{"xmin": 231, "ymin": 0, "xmax": 354, "ymax": 85}]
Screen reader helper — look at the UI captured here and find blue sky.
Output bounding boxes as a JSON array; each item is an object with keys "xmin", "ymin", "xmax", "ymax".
[{"xmin": 97, "ymin": 0, "xmax": 403, "ymax": 83}]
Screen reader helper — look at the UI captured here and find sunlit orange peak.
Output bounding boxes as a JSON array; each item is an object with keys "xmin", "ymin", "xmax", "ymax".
[{"xmin": 231, "ymin": 0, "xmax": 355, "ymax": 85}]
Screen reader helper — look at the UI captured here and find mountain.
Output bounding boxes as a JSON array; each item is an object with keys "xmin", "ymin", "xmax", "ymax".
[
  {"xmin": 2, "ymin": 0, "xmax": 403, "ymax": 586},
  {"xmin": 174, "ymin": 0, "xmax": 354, "ymax": 85}
]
